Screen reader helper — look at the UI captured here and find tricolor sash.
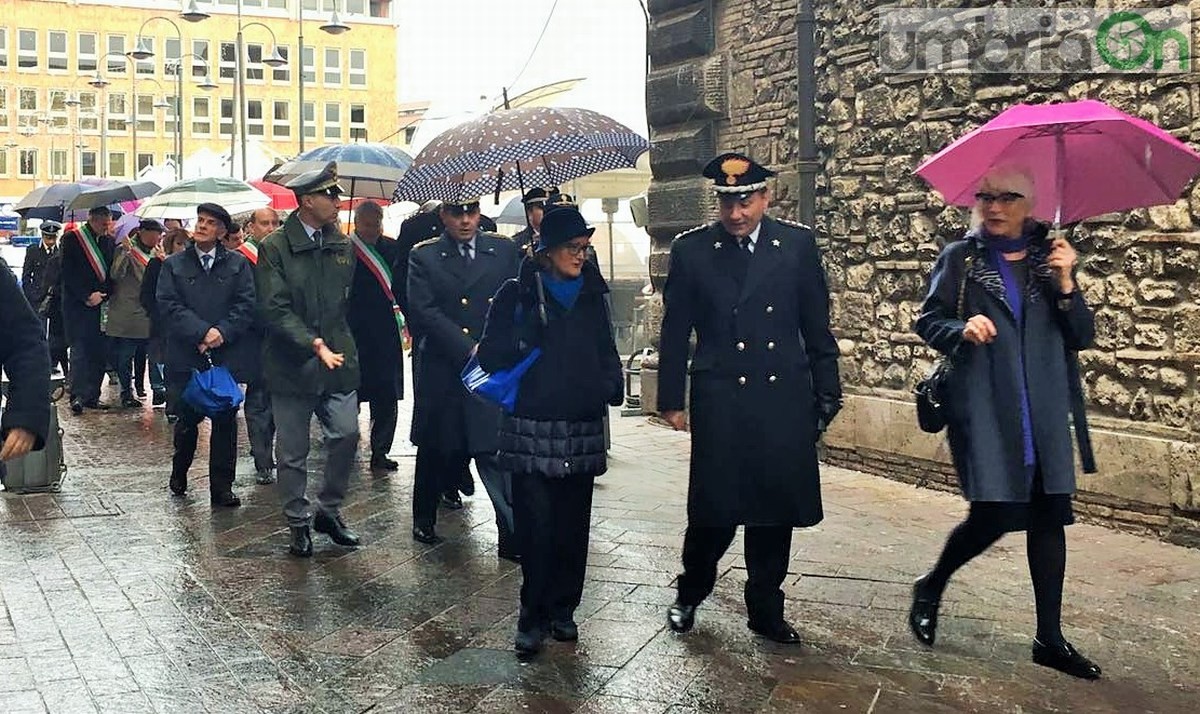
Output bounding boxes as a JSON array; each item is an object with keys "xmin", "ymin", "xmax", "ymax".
[
  {"xmin": 351, "ymin": 235, "xmax": 405, "ymax": 338},
  {"xmin": 127, "ymin": 237, "xmax": 153, "ymax": 268},
  {"xmin": 76, "ymin": 224, "xmax": 108, "ymax": 282},
  {"xmin": 236, "ymin": 241, "xmax": 259, "ymax": 265}
]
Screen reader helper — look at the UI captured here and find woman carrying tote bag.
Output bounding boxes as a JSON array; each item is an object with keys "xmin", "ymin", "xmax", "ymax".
[{"xmin": 476, "ymin": 203, "xmax": 624, "ymax": 657}]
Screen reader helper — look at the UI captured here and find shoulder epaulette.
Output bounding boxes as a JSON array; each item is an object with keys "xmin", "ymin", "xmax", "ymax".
[
  {"xmin": 412, "ymin": 237, "xmax": 441, "ymax": 250},
  {"xmin": 672, "ymin": 224, "xmax": 710, "ymax": 241},
  {"xmin": 774, "ymin": 217, "xmax": 813, "ymax": 231}
]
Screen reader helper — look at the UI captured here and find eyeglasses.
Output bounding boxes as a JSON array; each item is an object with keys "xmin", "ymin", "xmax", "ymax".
[
  {"xmin": 974, "ymin": 191, "xmax": 1024, "ymax": 205},
  {"xmin": 560, "ymin": 243, "xmax": 591, "ymax": 257}
]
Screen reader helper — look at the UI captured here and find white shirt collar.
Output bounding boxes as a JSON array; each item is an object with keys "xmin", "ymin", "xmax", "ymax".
[
  {"xmin": 746, "ymin": 222, "xmax": 762, "ymax": 251},
  {"xmin": 195, "ymin": 244, "xmax": 217, "ymax": 260},
  {"xmin": 300, "ymin": 220, "xmax": 322, "ymax": 241}
]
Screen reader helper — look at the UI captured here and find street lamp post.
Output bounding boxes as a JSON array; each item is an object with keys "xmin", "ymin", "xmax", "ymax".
[
  {"xmin": 232, "ymin": 19, "xmax": 287, "ymax": 179},
  {"xmin": 131, "ymin": 13, "xmax": 202, "ymax": 181}
]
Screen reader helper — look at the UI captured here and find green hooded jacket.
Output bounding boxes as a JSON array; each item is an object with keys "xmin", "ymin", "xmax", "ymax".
[{"xmin": 256, "ymin": 212, "xmax": 359, "ymax": 395}]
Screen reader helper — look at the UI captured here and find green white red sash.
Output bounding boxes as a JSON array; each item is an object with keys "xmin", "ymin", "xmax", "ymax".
[
  {"xmin": 351, "ymin": 235, "xmax": 405, "ymax": 337},
  {"xmin": 236, "ymin": 241, "xmax": 259, "ymax": 265},
  {"xmin": 76, "ymin": 224, "xmax": 108, "ymax": 282},
  {"xmin": 127, "ymin": 237, "xmax": 153, "ymax": 268}
]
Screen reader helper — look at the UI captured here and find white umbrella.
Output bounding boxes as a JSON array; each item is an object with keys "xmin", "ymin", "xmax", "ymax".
[{"xmin": 136, "ymin": 177, "xmax": 270, "ymax": 220}]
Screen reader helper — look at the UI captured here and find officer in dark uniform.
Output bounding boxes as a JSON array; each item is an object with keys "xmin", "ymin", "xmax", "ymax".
[
  {"xmin": 22, "ymin": 221, "xmax": 69, "ymax": 376},
  {"xmin": 406, "ymin": 197, "xmax": 521, "ymax": 556},
  {"xmin": 510, "ymin": 187, "xmax": 556, "ymax": 254},
  {"xmin": 658, "ymin": 153, "xmax": 842, "ymax": 644}
]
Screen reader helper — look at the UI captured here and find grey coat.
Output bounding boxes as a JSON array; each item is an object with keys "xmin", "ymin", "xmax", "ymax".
[{"xmin": 915, "ymin": 227, "xmax": 1095, "ymax": 502}]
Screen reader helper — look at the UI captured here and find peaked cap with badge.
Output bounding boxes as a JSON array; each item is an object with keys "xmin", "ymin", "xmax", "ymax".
[
  {"xmin": 40, "ymin": 220, "xmax": 63, "ymax": 236},
  {"xmin": 284, "ymin": 161, "xmax": 346, "ymax": 198},
  {"xmin": 702, "ymin": 152, "xmax": 776, "ymax": 200}
]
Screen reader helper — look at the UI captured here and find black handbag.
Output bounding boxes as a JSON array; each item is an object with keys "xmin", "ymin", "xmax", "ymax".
[{"xmin": 914, "ymin": 254, "xmax": 972, "ymax": 433}]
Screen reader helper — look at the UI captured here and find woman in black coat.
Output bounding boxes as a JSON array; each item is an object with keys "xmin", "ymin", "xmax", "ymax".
[
  {"xmin": 910, "ymin": 167, "xmax": 1100, "ymax": 679},
  {"xmin": 477, "ymin": 204, "xmax": 623, "ymax": 657}
]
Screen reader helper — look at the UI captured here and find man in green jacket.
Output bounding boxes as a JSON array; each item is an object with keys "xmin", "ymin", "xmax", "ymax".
[{"xmin": 256, "ymin": 161, "xmax": 362, "ymax": 558}]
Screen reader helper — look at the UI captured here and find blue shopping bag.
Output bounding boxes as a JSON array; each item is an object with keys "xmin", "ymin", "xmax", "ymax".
[
  {"xmin": 461, "ymin": 347, "xmax": 542, "ymax": 414},
  {"xmin": 182, "ymin": 354, "xmax": 245, "ymax": 417}
]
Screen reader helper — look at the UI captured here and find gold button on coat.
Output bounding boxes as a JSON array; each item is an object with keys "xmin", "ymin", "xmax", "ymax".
[
  {"xmin": 460, "ymin": 298, "xmax": 468, "ymax": 306},
  {"xmin": 766, "ymin": 305, "xmax": 774, "ymax": 313},
  {"xmin": 461, "ymin": 327, "xmax": 469, "ymax": 334},
  {"xmin": 768, "ymin": 374, "xmax": 777, "ymax": 383}
]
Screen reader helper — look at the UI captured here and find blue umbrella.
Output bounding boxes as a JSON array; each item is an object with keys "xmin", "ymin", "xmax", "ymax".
[{"xmin": 264, "ymin": 142, "xmax": 413, "ymax": 200}]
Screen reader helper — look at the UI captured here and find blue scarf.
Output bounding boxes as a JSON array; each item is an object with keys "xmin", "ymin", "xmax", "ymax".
[
  {"xmin": 542, "ymin": 271, "xmax": 583, "ymax": 311},
  {"xmin": 987, "ymin": 231, "xmax": 1037, "ymax": 475}
]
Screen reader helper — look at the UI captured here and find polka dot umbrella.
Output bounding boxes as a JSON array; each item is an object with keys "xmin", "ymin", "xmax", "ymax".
[{"xmin": 393, "ymin": 106, "xmax": 649, "ymax": 204}]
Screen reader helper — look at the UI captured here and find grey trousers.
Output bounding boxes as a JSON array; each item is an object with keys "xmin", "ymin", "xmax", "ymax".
[
  {"xmin": 273, "ymin": 390, "xmax": 359, "ymax": 527},
  {"xmin": 244, "ymin": 380, "xmax": 275, "ymax": 472}
]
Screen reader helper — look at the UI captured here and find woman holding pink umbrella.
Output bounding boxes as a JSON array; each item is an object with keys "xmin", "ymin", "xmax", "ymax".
[{"xmin": 909, "ymin": 165, "xmax": 1101, "ymax": 679}]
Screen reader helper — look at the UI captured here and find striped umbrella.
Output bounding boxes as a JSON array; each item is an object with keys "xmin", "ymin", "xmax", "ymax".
[
  {"xmin": 393, "ymin": 106, "xmax": 649, "ymax": 203},
  {"xmin": 264, "ymin": 142, "xmax": 413, "ymax": 200},
  {"xmin": 136, "ymin": 177, "xmax": 271, "ymax": 220}
]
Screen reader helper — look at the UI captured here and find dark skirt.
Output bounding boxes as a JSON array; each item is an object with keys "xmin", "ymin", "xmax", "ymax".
[{"xmin": 968, "ymin": 467, "xmax": 1074, "ymax": 532}]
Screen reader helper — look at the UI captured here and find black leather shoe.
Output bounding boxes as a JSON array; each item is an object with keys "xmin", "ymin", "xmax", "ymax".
[
  {"xmin": 412, "ymin": 524, "xmax": 442, "ymax": 544},
  {"xmin": 83, "ymin": 400, "xmax": 110, "ymax": 410},
  {"xmin": 908, "ymin": 575, "xmax": 941, "ymax": 647},
  {"xmin": 439, "ymin": 492, "xmax": 463, "ymax": 510},
  {"xmin": 70, "ymin": 400, "xmax": 84, "ymax": 415},
  {"xmin": 1032, "ymin": 639, "xmax": 1102, "ymax": 680},
  {"xmin": 289, "ymin": 526, "xmax": 313, "ymax": 558},
  {"xmin": 667, "ymin": 602, "xmax": 696, "ymax": 633},
  {"xmin": 748, "ymin": 619, "xmax": 803, "ymax": 645},
  {"xmin": 550, "ymin": 620, "xmax": 578, "ymax": 642},
  {"xmin": 459, "ymin": 472, "xmax": 475, "ymax": 496},
  {"xmin": 152, "ymin": 390, "xmax": 167, "ymax": 407},
  {"xmin": 120, "ymin": 393, "xmax": 141, "ymax": 409},
  {"xmin": 514, "ymin": 627, "xmax": 544, "ymax": 656},
  {"xmin": 497, "ymin": 526, "xmax": 520, "ymax": 563},
  {"xmin": 210, "ymin": 491, "xmax": 241, "ymax": 508},
  {"xmin": 168, "ymin": 474, "xmax": 187, "ymax": 496},
  {"xmin": 370, "ymin": 456, "xmax": 399, "ymax": 471},
  {"xmin": 314, "ymin": 511, "xmax": 361, "ymax": 547}
]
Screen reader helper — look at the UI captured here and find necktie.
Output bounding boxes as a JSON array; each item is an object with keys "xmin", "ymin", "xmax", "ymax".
[
  {"xmin": 312, "ymin": 229, "xmax": 323, "ymax": 247},
  {"xmin": 460, "ymin": 242, "xmax": 473, "ymax": 262},
  {"xmin": 202, "ymin": 254, "xmax": 212, "ymax": 272}
]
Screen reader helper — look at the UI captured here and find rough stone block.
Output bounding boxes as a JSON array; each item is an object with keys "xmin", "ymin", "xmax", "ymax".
[
  {"xmin": 649, "ymin": 125, "xmax": 715, "ymax": 180},
  {"xmin": 649, "ymin": 3, "xmax": 713, "ymax": 66},
  {"xmin": 1169, "ymin": 445, "xmax": 1199, "ymax": 511},
  {"xmin": 646, "ymin": 56, "xmax": 726, "ymax": 126},
  {"xmin": 1174, "ymin": 305, "xmax": 1200, "ymax": 352},
  {"xmin": 1078, "ymin": 429, "xmax": 1173, "ymax": 508}
]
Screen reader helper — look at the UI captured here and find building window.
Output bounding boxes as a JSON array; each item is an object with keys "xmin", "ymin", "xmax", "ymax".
[
  {"xmin": 192, "ymin": 96, "xmax": 210, "ymax": 135},
  {"xmin": 219, "ymin": 98, "xmax": 234, "ymax": 136},
  {"xmin": 219, "ymin": 42, "xmax": 236, "ymax": 81},
  {"xmin": 51, "ymin": 149, "xmax": 68, "ymax": 179},
  {"xmin": 164, "ymin": 38, "xmax": 181, "ymax": 76},
  {"xmin": 0, "ymin": 29, "xmax": 7, "ymax": 70},
  {"xmin": 272, "ymin": 101, "xmax": 290, "ymax": 138},
  {"xmin": 267, "ymin": 0, "xmax": 287, "ymax": 8},
  {"xmin": 109, "ymin": 152, "xmax": 127, "ymax": 178},
  {"xmin": 136, "ymin": 152, "xmax": 154, "ymax": 173},
  {"xmin": 49, "ymin": 90, "xmax": 68, "ymax": 130},
  {"xmin": 303, "ymin": 102, "xmax": 316, "ymax": 139},
  {"xmin": 404, "ymin": 126, "xmax": 416, "ymax": 144},
  {"xmin": 349, "ymin": 49, "xmax": 366, "ymax": 87},
  {"xmin": 245, "ymin": 43, "xmax": 264, "ymax": 82},
  {"xmin": 191, "ymin": 40, "xmax": 210, "ymax": 79},
  {"xmin": 324, "ymin": 102, "xmax": 341, "ymax": 139},
  {"xmin": 272, "ymin": 45, "xmax": 290, "ymax": 82},
  {"xmin": 136, "ymin": 94, "xmax": 155, "ymax": 133},
  {"xmin": 18, "ymin": 88, "xmax": 38, "ymax": 127},
  {"xmin": 247, "ymin": 99, "xmax": 264, "ymax": 136},
  {"xmin": 346, "ymin": 0, "xmax": 367, "ymax": 14},
  {"xmin": 349, "ymin": 103, "xmax": 366, "ymax": 141},
  {"xmin": 78, "ymin": 92, "xmax": 98, "ymax": 132},
  {"xmin": 164, "ymin": 95, "xmax": 178, "ymax": 135},
  {"xmin": 301, "ymin": 46, "xmax": 315, "ymax": 83},
  {"xmin": 324, "ymin": 48, "xmax": 340, "ymax": 86},
  {"xmin": 81, "ymin": 150, "xmax": 97, "ymax": 177},
  {"xmin": 0, "ymin": 150, "xmax": 8, "ymax": 176},
  {"xmin": 19, "ymin": 149, "xmax": 38, "ymax": 178},
  {"xmin": 78, "ymin": 32, "xmax": 98, "ymax": 72},
  {"xmin": 18, "ymin": 29, "xmax": 38, "ymax": 70},
  {"xmin": 107, "ymin": 93, "xmax": 128, "ymax": 133},
  {"xmin": 0, "ymin": 88, "xmax": 7, "ymax": 130},
  {"xmin": 48, "ymin": 31, "xmax": 68, "ymax": 72},
  {"xmin": 107, "ymin": 35, "xmax": 127, "ymax": 73}
]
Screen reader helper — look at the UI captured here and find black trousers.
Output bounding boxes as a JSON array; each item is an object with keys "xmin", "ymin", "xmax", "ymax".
[
  {"xmin": 677, "ymin": 525, "xmax": 793, "ymax": 626},
  {"xmin": 513, "ymin": 473, "xmax": 594, "ymax": 629},
  {"xmin": 366, "ymin": 397, "xmax": 398, "ymax": 459},
  {"xmin": 413, "ymin": 447, "xmax": 453, "ymax": 528},
  {"xmin": 167, "ymin": 378, "xmax": 237, "ymax": 495},
  {"xmin": 64, "ymin": 306, "xmax": 104, "ymax": 404}
]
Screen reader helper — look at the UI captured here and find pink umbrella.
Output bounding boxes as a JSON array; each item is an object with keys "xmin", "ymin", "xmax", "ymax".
[{"xmin": 915, "ymin": 99, "xmax": 1200, "ymax": 225}]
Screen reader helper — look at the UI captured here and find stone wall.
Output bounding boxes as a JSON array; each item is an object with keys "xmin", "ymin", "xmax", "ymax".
[{"xmin": 643, "ymin": 0, "xmax": 1200, "ymax": 544}]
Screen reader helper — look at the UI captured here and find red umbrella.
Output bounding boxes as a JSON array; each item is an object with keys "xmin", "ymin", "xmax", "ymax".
[{"xmin": 249, "ymin": 180, "xmax": 299, "ymax": 210}]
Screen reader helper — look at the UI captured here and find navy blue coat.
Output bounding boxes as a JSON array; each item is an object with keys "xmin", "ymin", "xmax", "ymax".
[
  {"xmin": 0, "ymin": 258, "xmax": 51, "ymax": 450},
  {"xmin": 915, "ymin": 227, "xmax": 1095, "ymax": 502},
  {"xmin": 657, "ymin": 216, "xmax": 842, "ymax": 527},
  {"xmin": 156, "ymin": 245, "xmax": 259, "ymax": 383}
]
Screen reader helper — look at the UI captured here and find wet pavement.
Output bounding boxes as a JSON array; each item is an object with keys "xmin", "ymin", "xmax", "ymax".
[{"xmin": 1, "ymin": 385, "xmax": 1198, "ymax": 713}]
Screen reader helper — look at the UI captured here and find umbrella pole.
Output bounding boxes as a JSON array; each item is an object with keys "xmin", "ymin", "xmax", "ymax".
[
  {"xmin": 1054, "ymin": 131, "xmax": 1066, "ymax": 237},
  {"xmin": 501, "ymin": 88, "xmax": 531, "ymax": 231}
]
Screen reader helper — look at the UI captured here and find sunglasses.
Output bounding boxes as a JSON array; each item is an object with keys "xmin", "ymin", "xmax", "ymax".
[{"xmin": 974, "ymin": 191, "xmax": 1024, "ymax": 205}]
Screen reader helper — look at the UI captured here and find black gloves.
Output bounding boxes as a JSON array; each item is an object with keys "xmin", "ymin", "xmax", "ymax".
[{"xmin": 815, "ymin": 395, "xmax": 843, "ymax": 438}]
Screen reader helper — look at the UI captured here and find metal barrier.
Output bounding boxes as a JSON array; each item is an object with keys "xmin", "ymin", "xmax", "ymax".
[{"xmin": 622, "ymin": 347, "xmax": 655, "ymax": 416}]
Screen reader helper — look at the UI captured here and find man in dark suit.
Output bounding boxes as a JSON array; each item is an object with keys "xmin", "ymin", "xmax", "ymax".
[
  {"xmin": 60, "ymin": 207, "xmax": 115, "ymax": 413},
  {"xmin": 407, "ymin": 198, "xmax": 521, "ymax": 556},
  {"xmin": 658, "ymin": 153, "xmax": 843, "ymax": 645},
  {"xmin": 22, "ymin": 221, "xmax": 68, "ymax": 376},
  {"xmin": 348, "ymin": 200, "xmax": 405, "ymax": 471},
  {"xmin": 156, "ymin": 202, "xmax": 258, "ymax": 508}
]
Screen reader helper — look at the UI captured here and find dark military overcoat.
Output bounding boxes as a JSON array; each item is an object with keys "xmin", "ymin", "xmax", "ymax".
[{"xmin": 657, "ymin": 215, "xmax": 841, "ymax": 528}]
